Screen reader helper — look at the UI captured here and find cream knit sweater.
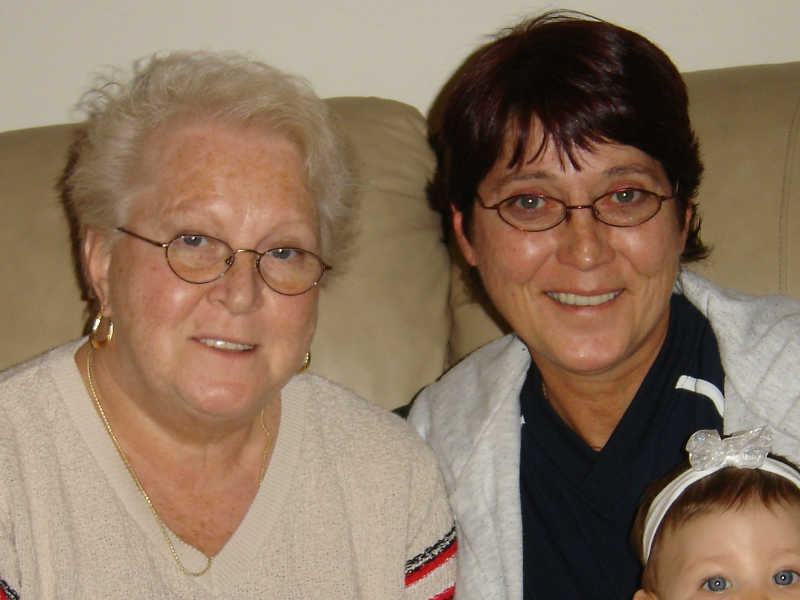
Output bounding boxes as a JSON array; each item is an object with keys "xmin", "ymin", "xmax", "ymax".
[{"xmin": 0, "ymin": 340, "xmax": 456, "ymax": 599}]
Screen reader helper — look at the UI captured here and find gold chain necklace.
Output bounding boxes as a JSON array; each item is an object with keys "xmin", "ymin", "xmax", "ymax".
[{"xmin": 86, "ymin": 344, "xmax": 271, "ymax": 576}]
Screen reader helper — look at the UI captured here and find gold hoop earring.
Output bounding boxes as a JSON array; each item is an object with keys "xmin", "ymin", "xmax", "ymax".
[
  {"xmin": 298, "ymin": 351, "xmax": 311, "ymax": 373},
  {"xmin": 90, "ymin": 312, "xmax": 114, "ymax": 349}
]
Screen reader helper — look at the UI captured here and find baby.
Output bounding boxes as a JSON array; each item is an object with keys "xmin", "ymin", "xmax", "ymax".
[{"xmin": 632, "ymin": 427, "xmax": 800, "ymax": 599}]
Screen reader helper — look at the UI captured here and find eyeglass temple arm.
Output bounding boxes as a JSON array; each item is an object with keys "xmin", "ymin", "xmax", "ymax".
[{"xmin": 116, "ymin": 227, "xmax": 169, "ymax": 249}]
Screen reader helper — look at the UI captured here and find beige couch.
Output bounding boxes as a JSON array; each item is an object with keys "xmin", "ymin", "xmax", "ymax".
[{"xmin": 1, "ymin": 61, "xmax": 799, "ymax": 410}]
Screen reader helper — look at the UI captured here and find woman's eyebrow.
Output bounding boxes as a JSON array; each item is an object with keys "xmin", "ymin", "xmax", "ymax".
[
  {"xmin": 602, "ymin": 164, "xmax": 661, "ymax": 179},
  {"xmin": 495, "ymin": 169, "xmax": 553, "ymax": 186},
  {"xmin": 494, "ymin": 163, "xmax": 662, "ymax": 187}
]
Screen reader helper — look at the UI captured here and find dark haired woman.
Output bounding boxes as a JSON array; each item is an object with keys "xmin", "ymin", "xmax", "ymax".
[{"xmin": 408, "ymin": 12, "xmax": 800, "ymax": 600}]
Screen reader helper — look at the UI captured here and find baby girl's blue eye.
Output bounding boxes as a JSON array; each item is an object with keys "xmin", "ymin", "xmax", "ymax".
[
  {"xmin": 702, "ymin": 576, "xmax": 731, "ymax": 592},
  {"xmin": 774, "ymin": 570, "xmax": 800, "ymax": 586}
]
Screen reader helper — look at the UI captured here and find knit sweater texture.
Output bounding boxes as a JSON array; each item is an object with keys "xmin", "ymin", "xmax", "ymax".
[
  {"xmin": 409, "ymin": 270, "xmax": 800, "ymax": 600},
  {"xmin": 0, "ymin": 340, "xmax": 456, "ymax": 599}
]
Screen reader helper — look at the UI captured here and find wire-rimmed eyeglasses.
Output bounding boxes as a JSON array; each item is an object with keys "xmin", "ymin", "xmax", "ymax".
[
  {"xmin": 116, "ymin": 227, "xmax": 329, "ymax": 296},
  {"xmin": 477, "ymin": 187, "xmax": 676, "ymax": 232}
]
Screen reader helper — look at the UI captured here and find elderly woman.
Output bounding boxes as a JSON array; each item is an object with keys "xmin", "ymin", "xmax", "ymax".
[
  {"xmin": 408, "ymin": 12, "xmax": 800, "ymax": 600},
  {"xmin": 0, "ymin": 52, "xmax": 456, "ymax": 598}
]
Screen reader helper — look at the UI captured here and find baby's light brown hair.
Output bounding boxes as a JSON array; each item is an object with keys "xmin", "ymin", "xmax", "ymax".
[{"xmin": 632, "ymin": 460, "xmax": 800, "ymax": 592}]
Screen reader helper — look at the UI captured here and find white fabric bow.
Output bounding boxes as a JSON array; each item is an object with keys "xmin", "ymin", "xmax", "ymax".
[
  {"xmin": 686, "ymin": 427, "xmax": 772, "ymax": 471},
  {"xmin": 641, "ymin": 425, "xmax": 800, "ymax": 562}
]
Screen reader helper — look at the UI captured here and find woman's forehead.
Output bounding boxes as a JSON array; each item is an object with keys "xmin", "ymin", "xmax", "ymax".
[
  {"xmin": 127, "ymin": 123, "xmax": 315, "ymax": 224},
  {"xmin": 491, "ymin": 124, "xmax": 666, "ymax": 185}
]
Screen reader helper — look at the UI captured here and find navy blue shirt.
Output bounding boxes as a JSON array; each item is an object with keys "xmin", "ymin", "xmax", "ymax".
[{"xmin": 520, "ymin": 294, "xmax": 724, "ymax": 600}]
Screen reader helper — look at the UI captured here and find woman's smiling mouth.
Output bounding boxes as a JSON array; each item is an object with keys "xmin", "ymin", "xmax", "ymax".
[
  {"xmin": 196, "ymin": 337, "xmax": 256, "ymax": 351},
  {"xmin": 545, "ymin": 290, "xmax": 622, "ymax": 307}
]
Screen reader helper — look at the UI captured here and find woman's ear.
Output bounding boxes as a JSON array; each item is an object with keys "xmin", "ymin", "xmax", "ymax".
[
  {"xmin": 451, "ymin": 205, "xmax": 478, "ymax": 267},
  {"xmin": 633, "ymin": 588, "xmax": 658, "ymax": 600},
  {"xmin": 83, "ymin": 227, "xmax": 113, "ymax": 316}
]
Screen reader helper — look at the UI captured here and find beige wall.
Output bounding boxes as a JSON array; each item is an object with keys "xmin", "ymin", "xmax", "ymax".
[{"xmin": 3, "ymin": 0, "xmax": 799, "ymax": 132}]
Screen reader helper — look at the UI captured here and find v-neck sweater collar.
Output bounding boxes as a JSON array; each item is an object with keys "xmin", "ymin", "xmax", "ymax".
[{"xmin": 56, "ymin": 338, "xmax": 307, "ymax": 592}]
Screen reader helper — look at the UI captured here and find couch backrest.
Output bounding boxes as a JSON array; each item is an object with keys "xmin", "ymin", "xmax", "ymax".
[
  {"xmin": 1, "ymin": 62, "xmax": 798, "ymax": 409},
  {"xmin": 685, "ymin": 62, "xmax": 800, "ymax": 298}
]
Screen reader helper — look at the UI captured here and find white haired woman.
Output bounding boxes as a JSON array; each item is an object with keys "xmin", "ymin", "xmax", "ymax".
[{"xmin": 0, "ymin": 52, "xmax": 455, "ymax": 598}]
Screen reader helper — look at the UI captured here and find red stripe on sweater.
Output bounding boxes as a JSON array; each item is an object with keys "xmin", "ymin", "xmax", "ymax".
[
  {"xmin": 0, "ymin": 579, "xmax": 18, "ymax": 600},
  {"xmin": 429, "ymin": 585, "xmax": 455, "ymax": 600},
  {"xmin": 405, "ymin": 538, "xmax": 457, "ymax": 586}
]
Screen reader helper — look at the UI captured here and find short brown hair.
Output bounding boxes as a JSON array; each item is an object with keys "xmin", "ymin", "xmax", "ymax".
[{"xmin": 429, "ymin": 10, "xmax": 708, "ymax": 262}]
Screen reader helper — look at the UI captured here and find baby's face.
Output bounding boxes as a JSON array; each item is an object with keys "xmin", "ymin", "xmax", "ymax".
[{"xmin": 638, "ymin": 501, "xmax": 800, "ymax": 599}]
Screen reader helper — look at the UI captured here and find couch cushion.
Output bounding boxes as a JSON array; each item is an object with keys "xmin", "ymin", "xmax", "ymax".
[
  {"xmin": 684, "ymin": 61, "xmax": 800, "ymax": 298},
  {"xmin": 0, "ymin": 123, "xmax": 86, "ymax": 369},
  {"xmin": 312, "ymin": 98, "xmax": 449, "ymax": 409}
]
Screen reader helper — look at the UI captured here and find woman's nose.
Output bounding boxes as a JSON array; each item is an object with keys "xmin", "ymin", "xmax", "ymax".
[
  {"xmin": 209, "ymin": 250, "xmax": 265, "ymax": 313},
  {"xmin": 554, "ymin": 207, "xmax": 614, "ymax": 269}
]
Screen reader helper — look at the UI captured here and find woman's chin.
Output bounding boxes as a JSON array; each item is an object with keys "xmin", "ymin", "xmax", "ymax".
[
  {"xmin": 177, "ymin": 379, "xmax": 270, "ymax": 421},
  {"xmin": 531, "ymin": 339, "xmax": 637, "ymax": 378},
  {"xmin": 553, "ymin": 356, "xmax": 626, "ymax": 378}
]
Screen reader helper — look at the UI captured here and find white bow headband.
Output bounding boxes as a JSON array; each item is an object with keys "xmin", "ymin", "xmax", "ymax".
[{"xmin": 642, "ymin": 426, "xmax": 800, "ymax": 561}]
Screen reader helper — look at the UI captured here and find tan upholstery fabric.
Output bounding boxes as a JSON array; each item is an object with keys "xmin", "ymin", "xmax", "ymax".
[
  {"xmin": 684, "ymin": 62, "xmax": 800, "ymax": 297},
  {"xmin": 1, "ymin": 62, "xmax": 798, "ymax": 407},
  {"xmin": 0, "ymin": 123, "xmax": 86, "ymax": 365},
  {"xmin": 311, "ymin": 98, "xmax": 449, "ymax": 408}
]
